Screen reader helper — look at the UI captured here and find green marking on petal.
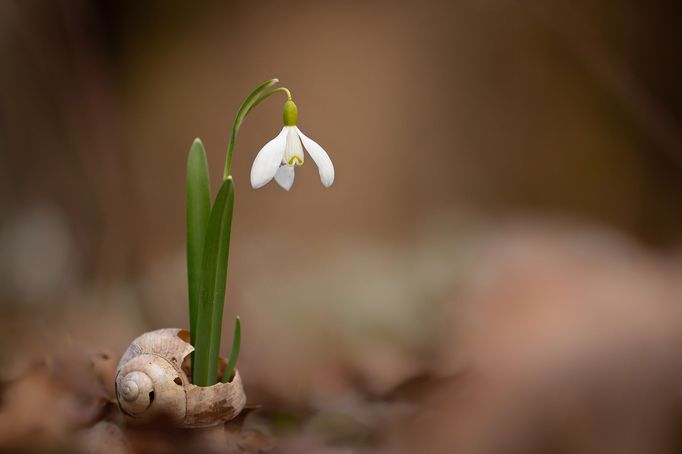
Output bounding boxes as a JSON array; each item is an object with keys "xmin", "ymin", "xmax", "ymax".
[{"xmin": 288, "ymin": 156, "xmax": 303, "ymax": 166}]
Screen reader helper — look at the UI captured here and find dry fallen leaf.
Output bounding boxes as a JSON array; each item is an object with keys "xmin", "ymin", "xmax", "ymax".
[{"xmin": 77, "ymin": 421, "xmax": 130, "ymax": 454}]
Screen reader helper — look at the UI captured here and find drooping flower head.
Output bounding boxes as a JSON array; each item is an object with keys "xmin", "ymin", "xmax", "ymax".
[{"xmin": 250, "ymin": 98, "xmax": 334, "ymax": 191}]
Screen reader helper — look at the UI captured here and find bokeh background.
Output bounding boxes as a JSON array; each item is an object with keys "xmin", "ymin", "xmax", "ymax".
[{"xmin": 1, "ymin": 0, "xmax": 682, "ymax": 452}]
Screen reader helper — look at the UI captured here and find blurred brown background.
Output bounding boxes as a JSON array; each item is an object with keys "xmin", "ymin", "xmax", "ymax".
[{"xmin": 1, "ymin": 0, "xmax": 682, "ymax": 452}]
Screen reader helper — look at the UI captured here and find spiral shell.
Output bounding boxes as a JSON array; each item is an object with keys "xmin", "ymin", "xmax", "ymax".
[{"xmin": 115, "ymin": 328, "xmax": 246, "ymax": 427}]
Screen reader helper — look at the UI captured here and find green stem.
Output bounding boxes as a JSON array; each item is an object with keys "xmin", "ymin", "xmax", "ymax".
[
  {"xmin": 248, "ymin": 87, "xmax": 292, "ymax": 113},
  {"xmin": 223, "ymin": 79, "xmax": 280, "ymax": 180}
]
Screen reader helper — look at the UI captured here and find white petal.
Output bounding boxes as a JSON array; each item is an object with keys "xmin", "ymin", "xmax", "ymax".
[
  {"xmin": 274, "ymin": 165, "xmax": 295, "ymax": 191},
  {"xmin": 250, "ymin": 128, "xmax": 288, "ymax": 189},
  {"xmin": 284, "ymin": 127, "xmax": 304, "ymax": 166},
  {"xmin": 296, "ymin": 127, "xmax": 335, "ymax": 187}
]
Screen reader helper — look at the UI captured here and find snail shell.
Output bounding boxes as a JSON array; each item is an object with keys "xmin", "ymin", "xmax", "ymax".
[{"xmin": 115, "ymin": 328, "xmax": 246, "ymax": 427}]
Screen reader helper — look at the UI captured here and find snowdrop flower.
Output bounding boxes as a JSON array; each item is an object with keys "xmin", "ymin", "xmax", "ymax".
[{"xmin": 250, "ymin": 99, "xmax": 334, "ymax": 191}]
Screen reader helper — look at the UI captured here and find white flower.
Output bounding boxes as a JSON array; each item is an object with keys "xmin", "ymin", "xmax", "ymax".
[{"xmin": 250, "ymin": 125, "xmax": 334, "ymax": 191}]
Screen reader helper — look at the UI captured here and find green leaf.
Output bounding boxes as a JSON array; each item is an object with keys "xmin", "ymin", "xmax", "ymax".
[
  {"xmin": 186, "ymin": 138, "xmax": 211, "ymax": 348},
  {"xmin": 193, "ymin": 178, "xmax": 236, "ymax": 387},
  {"xmin": 224, "ymin": 78, "xmax": 279, "ymax": 179},
  {"xmin": 222, "ymin": 316, "xmax": 241, "ymax": 383}
]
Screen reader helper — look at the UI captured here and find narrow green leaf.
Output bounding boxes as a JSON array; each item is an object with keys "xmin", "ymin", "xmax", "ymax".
[
  {"xmin": 222, "ymin": 316, "xmax": 241, "ymax": 383},
  {"xmin": 186, "ymin": 138, "xmax": 211, "ymax": 348},
  {"xmin": 193, "ymin": 178, "xmax": 236, "ymax": 387},
  {"xmin": 224, "ymin": 78, "xmax": 279, "ymax": 179}
]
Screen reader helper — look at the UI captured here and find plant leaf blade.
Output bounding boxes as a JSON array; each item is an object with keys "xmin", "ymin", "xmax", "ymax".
[
  {"xmin": 193, "ymin": 178, "xmax": 235, "ymax": 386},
  {"xmin": 222, "ymin": 316, "xmax": 241, "ymax": 383},
  {"xmin": 186, "ymin": 138, "xmax": 211, "ymax": 348}
]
